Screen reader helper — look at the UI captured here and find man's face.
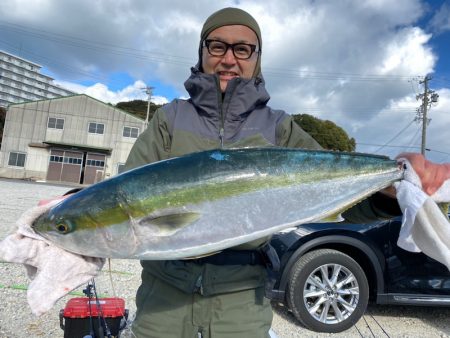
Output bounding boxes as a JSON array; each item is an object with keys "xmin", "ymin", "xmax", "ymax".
[{"xmin": 202, "ymin": 25, "xmax": 259, "ymax": 92}]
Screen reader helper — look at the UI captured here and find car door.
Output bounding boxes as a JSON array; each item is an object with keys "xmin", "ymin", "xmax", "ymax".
[{"xmin": 385, "ymin": 217, "xmax": 450, "ymax": 295}]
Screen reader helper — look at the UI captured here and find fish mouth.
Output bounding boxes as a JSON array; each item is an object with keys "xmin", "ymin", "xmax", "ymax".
[{"xmin": 31, "ymin": 212, "xmax": 48, "ymax": 232}]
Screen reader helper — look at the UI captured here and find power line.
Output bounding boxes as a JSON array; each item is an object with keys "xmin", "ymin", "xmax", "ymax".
[
  {"xmin": 373, "ymin": 119, "xmax": 416, "ymax": 153},
  {"xmin": 403, "ymin": 124, "xmax": 422, "ymax": 154},
  {"xmin": 0, "ymin": 21, "xmax": 194, "ymax": 65},
  {"xmin": 264, "ymin": 69, "xmax": 417, "ymax": 82},
  {"xmin": 264, "ymin": 66, "xmax": 419, "ymax": 81},
  {"xmin": 0, "ymin": 20, "xmax": 428, "ymax": 83},
  {"xmin": 297, "ymin": 107, "xmax": 416, "ymax": 114},
  {"xmin": 6, "ymin": 101, "xmax": 449, "ymax": 157},
  {"xmin": 4, "ymin": 100, "xmax": 151, "ymax": 120},
  {"xmin": 408, "ymin": 77, "xmax": 422, "ymax": 97},
  {"xmin": 358, "ymin": 143, "xmax": 420, "ymax": 149},
  {"xmin": 357, "ymin": 143, "xmax": 450, "ymax": 156}
]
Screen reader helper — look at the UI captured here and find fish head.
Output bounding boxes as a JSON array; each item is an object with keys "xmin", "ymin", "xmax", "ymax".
[
  {"xmin": 33, "ymin": 210, "xmax": 76, "ymax": 236},
  {"xmin": 31, "ymin": 194, "xmax": 112, "ymax": 256},
  {"xmin": 31, "ymin": 188, "xmax": 137, "ymax": 257},
  {"xmin": 32, "ymin": 202, "xmax": 85, "ymax": 245}
]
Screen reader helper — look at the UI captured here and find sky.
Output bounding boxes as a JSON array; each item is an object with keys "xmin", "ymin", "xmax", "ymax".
[{"xmin": 1, "ymin": 0, "xmax": 449, "ymax": 163}]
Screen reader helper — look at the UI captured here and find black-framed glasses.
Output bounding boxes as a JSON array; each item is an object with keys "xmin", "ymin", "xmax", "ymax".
[{"xmin": 203, "ymin": 39, "xmax": 259, "ymax": 60}]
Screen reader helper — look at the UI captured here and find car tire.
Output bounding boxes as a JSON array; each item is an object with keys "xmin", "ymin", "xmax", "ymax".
[{"xmin": 286, "ymin": 248, "xmax": 369, "ymax": 333}]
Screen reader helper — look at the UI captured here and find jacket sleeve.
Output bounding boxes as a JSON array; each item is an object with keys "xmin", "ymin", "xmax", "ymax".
[
  {"xmin": 124, "ymin": 108, "xmax": 172, "ymax": 171},
  {"xmin": 342, "ymin": 192, "xmax": 401, "ymax": 223},
  {"xmin": 276, "ymin": 115, "xmax": 322, "ymax": 149}
]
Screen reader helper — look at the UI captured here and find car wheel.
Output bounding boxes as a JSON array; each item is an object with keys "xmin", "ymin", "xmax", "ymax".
[{"xmin": 287, "ymin": 248, "xmax": 369, "ymax": 333}]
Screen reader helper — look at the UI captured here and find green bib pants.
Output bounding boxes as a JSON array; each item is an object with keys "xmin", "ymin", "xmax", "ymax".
[{"xmin": 131, "ymin": 272, "xmax": 272, "ymax": 338}]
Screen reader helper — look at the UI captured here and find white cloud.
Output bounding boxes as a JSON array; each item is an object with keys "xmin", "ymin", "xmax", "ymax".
[
  {"xmin": 378, "ymin": 27, "xmax": 435, "ymax": 75},
  {"xmin": 1, "ymin": 0, "xmax": 448, "ymax": 162},
  {"xmin": 56, "ymin": 80, "xmax": 169, "ymax": 105},
  {"xmin": 429, "ymin": 1, "xmax": 450, "ymax": 34}
]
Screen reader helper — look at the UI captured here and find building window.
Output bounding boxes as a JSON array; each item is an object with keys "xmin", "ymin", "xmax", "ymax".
[
  {"xmin": 88, "ymin": 122, "xmax": 104, "ymax": 134},
  {"xmin": 48, "ymin": 117, "xmax": 64, "ymax": 129},
  {"xmin": 50, "ymin": 155, "xmax": 82, "ymax": 164},
  {"xmin": 117, "ymin": 163, "xmax": 126, "ymax": 174},
  {"xmin": 8, "ymin": 152, "xmax": 26, "ymax": 167},
  {"xmin": 123, "ymin": 126, "xmax": 139, "ymax": 138},
  {"xmin": 63, "ymin": 157, "xmax": 82, "ymax": 164},
  {"xmin": 50, "ymin": 155, "xmax": 64, "ymax": 163},
  {"xmin": 86, "ymin": 159, "xmax": 105, "ymax": 167}
]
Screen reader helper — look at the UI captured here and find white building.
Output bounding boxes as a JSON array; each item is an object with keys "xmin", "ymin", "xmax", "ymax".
[
  {"xmin": 0, "ymin": 50, "xmax": 75, "ymax": 108},
  {"xmin": 0, "ymin": 94, "xmax": 144, "ymax": 185}
]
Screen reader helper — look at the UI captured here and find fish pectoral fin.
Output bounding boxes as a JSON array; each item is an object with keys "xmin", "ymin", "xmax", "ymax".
[
  {"xmin": 139, "ymin": 212, "xmax": 201, "ymax": 236},
  {"xmin": 319, "ymin": 213, "xmax": 345, "ymax": 223}
]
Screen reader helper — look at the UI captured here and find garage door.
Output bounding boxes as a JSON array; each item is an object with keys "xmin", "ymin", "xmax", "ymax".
[
  {"xmin": 47, "ymin": 150, "xmax": 83, "ymax": 184},
  {"xmin": 83, "ymin": 153, "xmax": 106, "ymax": 185}
]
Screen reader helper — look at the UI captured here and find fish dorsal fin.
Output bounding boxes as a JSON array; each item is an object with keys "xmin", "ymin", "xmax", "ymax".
[{"xmin": 139, "ymin": 212, "xmax": 201, "ymax": 236}]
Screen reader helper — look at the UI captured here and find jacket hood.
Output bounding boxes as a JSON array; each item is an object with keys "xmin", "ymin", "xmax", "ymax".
[{"xmin": 184, "ymin": 67, "xmax": 269, "ymax": 122}]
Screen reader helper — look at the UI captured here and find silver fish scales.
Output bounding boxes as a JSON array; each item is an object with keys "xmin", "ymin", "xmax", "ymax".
[{"xmin": 32, "ymin": 148, "xmax": 403, "ymax": 259}]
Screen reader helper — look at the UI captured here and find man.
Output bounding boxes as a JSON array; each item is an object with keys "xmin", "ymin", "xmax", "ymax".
[
  {"xmin": 124, "ymin": 7, "xmax": 444, "ymax": 338},
  {"xmin": 125, "ymin": 7, "xmax": 323, "ymax": 338},
  {"xmin": 0, "ymin": 6, "xmax": 446, "ymax": 338},
  {"xmin": 3, "ymin": 5, "xmax": 445, "ymax": 338}
]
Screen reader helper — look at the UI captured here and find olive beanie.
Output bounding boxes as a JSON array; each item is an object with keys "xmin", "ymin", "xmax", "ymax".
[{"xmin": 198, "ymin": 7, "xmax": 262, "ymax": 77}]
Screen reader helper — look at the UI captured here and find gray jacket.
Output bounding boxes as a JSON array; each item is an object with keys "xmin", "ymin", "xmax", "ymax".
[
  {"xmin": 125, "ymin": 67, "xmax": 398, "ymax": 295},
  {"xmin": 125, "ymin": 68, "xmax": 322, "ymax": 295}
]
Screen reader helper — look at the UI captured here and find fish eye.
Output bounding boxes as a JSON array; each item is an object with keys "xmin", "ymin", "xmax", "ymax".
[{"xmin": 55, "ymin": 220, "xmax": 72, "ymax": 234}]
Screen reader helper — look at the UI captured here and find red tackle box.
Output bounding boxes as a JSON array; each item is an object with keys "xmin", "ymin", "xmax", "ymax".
[{"xmin": 60, "ymin": 297, "xmax": 128, "ymax": 338}]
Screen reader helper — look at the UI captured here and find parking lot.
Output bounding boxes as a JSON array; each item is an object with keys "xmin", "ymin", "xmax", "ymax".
[{"xmin": 0, "ymin": 178, "xmax": 449, "ymax": 337}]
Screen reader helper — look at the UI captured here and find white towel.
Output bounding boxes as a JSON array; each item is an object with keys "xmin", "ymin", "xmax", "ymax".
[
  {"xmin": 0, "ymin": 200, "xmax": 105, "ymax": 316},
  {"xmin": 395, "ymin": 159, "xmax": 450, "ymax": 271}
]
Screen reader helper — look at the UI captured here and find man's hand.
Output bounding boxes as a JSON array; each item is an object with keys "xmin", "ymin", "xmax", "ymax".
[
  {"xmin": 396, "ymin": 152, "xmax": 450, "ymax": 196},
  {"xmin": 37, "ymin": 195, "xmax": 70, "ymax": 207}
]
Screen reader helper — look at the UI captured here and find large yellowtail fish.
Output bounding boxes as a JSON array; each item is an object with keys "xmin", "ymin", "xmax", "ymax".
[{"xmin": 32, "ymin": 148, "xmax": 403, "ymax": 259}]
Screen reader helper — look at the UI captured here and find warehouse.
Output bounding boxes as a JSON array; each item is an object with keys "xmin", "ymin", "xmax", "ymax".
[{"xmin": 0, "ymin": 94, "xmax": 144, "ymax": 184}]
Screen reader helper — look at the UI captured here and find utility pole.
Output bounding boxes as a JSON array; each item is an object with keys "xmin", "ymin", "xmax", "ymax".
[
  {"xmin": 142, "ymin": 86, "xmax": 155, "ymax": 129},
  {"xmin": 415, "ymin": 75, "xmax": 438, "ymax": 156}
]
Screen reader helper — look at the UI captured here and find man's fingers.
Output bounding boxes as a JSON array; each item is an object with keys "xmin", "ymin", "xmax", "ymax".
[
  {"xmin": 37, "ymin": 194, "xmax": 71, "ymax": 207},
  {"xmin": 396, "ymin": 152, "xmax": 450, "ymax": 196}
]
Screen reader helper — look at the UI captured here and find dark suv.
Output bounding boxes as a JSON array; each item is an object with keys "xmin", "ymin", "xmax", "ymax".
[{"xmin": 269, "ymin": 215, "xmax": 450, "ymax": 333}]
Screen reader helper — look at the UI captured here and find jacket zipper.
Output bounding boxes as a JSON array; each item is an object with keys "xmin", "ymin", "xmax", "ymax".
[
  {"xmin": 219, "ymin": 127, "xmax": 224, "ymax": 148},
  {"xmin": 215, "ymin": 75, "xmax": 225, "ymax": 148},
  {"xmin": 195, "ymin": 274, "xmax": 203, "ymax": 295},
  {"xmin": 218, "ymin": 79, "xmax": 238, "ymax": 148}
]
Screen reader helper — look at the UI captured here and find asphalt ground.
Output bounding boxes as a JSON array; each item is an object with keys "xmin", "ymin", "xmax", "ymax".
[{"xmin": 0, "ymin": 178, "xmax": 449, "ymax": 337}]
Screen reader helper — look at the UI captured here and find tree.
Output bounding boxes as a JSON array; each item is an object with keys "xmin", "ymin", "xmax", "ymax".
[
  {"xmin": 292, "ymin": 114, "xmax": 356, "ymax": 152},
  {"xmin": 116, "ymin": 100, "xmax": 162, "ymax": 121},
  {"xmin": 0, "ymin": 107, "xmax": 6, "ymax": 148}
]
